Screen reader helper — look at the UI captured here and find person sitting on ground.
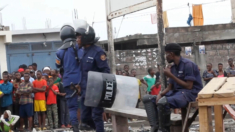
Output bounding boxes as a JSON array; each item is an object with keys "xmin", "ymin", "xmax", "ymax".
[
  {"xmin": 141, "ymin": 68, "xmax": 156, "ymax": 94},
  {"xmin": 0, "ymin": 110, "xmax": 19, "ymax": 132},
  {"xmin": 16, "ymin": 73, "xmax": 33, "ymax": 131},
  {"xmin": 202, "ymin": 63, "xmax": 217, "ymax": 85},
  {"xmin": 46, "ymin": 78, "xmax": 59, "ymax": 129}
]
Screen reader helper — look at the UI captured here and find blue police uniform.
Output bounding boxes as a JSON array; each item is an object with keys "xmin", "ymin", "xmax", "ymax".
[
  {"xmin": 80, "ymin": 44, "xmax": 110, "ymax": 132},
  {"xmin": 143, "ymin": 57, "xmax": 203, "ymax": 132},
  {"xmin": 162, "ymin": 57, "xmax": 202, "ymax": 107},
  {"xmin": 55, "ymin": 45, "xmax": 83, "ymax": 127}
]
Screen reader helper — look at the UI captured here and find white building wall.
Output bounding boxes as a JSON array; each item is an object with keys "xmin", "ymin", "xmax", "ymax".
[
  {"xmin": 0, "ymin": 31, "xmax": 12, "ymax": 72},
  {"xmin": 232, "ymin": 0, "xmax": 235, "ymax": 23}
]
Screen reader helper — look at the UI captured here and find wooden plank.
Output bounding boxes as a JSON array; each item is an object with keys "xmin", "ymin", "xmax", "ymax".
[
  {"xmin": 198, "ymin": 97, "xmax": 235, "ymax": 106},
  {"xmin": 214, "ymin": 78, "xmax": 235, "ymax": 98},
  {"xmin": 105, "ymin": 108, "xmax": 193, "ymax": 122},
  {"xmin": 198, "ymin": 77, "xmax": 227, "ymax": 99},
  {"xmin": 207, "ymin": 107, "xmax": 213, "ymax": 132},
  {"xmin": 214, "ymin": 105, "xmax": 224, "ymax": 132},
  {"xmin": 111, "ymin": 115, "xmax": 128, "ymax": 132},
  {"xmin": 199, "ymin": 106, "xmax": 212, "ymax": 132},
  {"xmin": 214, "ymin": 82, "xmax": 235, "ymax": 98}
]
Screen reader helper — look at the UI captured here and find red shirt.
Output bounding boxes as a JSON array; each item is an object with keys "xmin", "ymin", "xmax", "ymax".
[
  {"xmin": 33, "ymin": 79, "xmax": 47, "ymax": 100},
  {"xmin": 0, "ymin": 80, "xmax": 4, "ymax": 84},
  {"xmin": 46, "ymin": 85, "xmax": 59, "ymax": 105},
  {"xmin": 151, "ymin": 85, "xmax": 161, "ymax": 95}
]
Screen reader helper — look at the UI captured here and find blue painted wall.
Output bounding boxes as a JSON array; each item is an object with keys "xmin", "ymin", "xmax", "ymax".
[{"xmin": 6, "ymin": 41, "xmax": 63, "ymax": 73}]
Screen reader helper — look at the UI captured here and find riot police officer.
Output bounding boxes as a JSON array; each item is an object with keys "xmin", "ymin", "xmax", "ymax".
[
  {"xmin": 55, "ymin": 25, "xmax": 83, "ymax": 131},
  {"xmin": 75, "ymin": 21, "xmax": 110, "ymax": 132}
]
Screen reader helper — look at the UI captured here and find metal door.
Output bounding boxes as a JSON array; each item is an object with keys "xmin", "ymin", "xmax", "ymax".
[
  {"xmin": 32, "ymin": 52, "xmax": 57, "ymax": 71},
  {"xmin": 8, "ymin": 54, "xmax": 32, "ymax": 73}
]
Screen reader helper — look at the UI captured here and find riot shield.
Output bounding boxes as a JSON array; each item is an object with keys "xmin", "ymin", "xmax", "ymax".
[{"xmin": 85, "ymin": 71, "xmax": 139, "ymax": 108}]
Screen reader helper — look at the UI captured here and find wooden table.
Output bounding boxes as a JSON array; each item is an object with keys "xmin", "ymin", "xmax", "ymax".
[
  {"xmin": 198, "ymin": 96, "xmax": 235, "ymax": 132},
  {"xmin": 197, "ymin": 77, "xmax": 235, "ymax": 132}
]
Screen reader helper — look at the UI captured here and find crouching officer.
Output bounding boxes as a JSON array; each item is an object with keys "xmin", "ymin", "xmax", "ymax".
[
  {"xmin": 55, "ymin": 24, "xmax": 83, "ymax": 131},
  {"xmin": 75, "ymin": 21, "xmax": 110, "ymax": 132},
  {"xmin": 142, "ymin": 43, "xmax": 203, "ymax": 132}
]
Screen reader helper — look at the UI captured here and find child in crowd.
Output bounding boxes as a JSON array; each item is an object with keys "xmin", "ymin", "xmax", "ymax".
[
  {"xmin": 46, "ymin": 78, "xmax": 59, "ymax": 129},
  {"xmin": 141, "ymin": 68, "xmax": 156, "ymax": 94},
  {"xmin": 33, "ymin": 71, "xmax": 47, "ymax": 131},
  {"xmin": 0, "ymin": 110, "xmax": 19, "ymax": 132}
]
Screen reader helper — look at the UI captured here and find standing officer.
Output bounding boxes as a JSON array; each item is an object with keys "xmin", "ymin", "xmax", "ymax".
[
  {"xmin": 55, "ymin": 24, "xmax": 83, "ymax": 131},
  {"xmin": 75, "ymin": 21, "xmax": 110, "ymax": 132},
  {"xmin": 142, "ymin": 43, "xmax": 203, "ymax": 132}
]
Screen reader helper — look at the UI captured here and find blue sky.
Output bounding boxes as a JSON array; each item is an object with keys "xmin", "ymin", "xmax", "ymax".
[{"xmin": 0, "ymin": 0, "xmax": 232, "ymax": 40}]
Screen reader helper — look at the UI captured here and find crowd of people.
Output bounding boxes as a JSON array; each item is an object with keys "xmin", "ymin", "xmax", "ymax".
[
  {"xmin": 202, "ymin": 58, "xmax": 235, "ymax": 85},
  {"xmin": 0, "ymin": 63, "xmax": 72, "ymax": 132}
]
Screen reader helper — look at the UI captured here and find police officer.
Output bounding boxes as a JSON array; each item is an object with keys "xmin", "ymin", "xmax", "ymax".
[
  {"xmin": 142, "ymin": 43, "xmax": 203, "ymax": 132},
  {"xmin": 55, "ymin": 25, "xmax": 83, "ymax": 131},
  {"xmin": 75, "ymin": 21, "xmax": 110, "ymax": 132}
]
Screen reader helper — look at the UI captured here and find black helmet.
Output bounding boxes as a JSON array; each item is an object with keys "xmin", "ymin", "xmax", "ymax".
[
  {"xmin": 60, "ymin": 25, "xmax": 76, "ymax": 42},
  {"xmin": 81, "ymin": 26, "xmax": 96, "ymax": 45},
  {"xmin": 75, "ymin": 27, "xmax": 86, "ymax": 36},
  {"xmin": 74, "ymin": 19, "xmax": 99, "ymax": 45}
]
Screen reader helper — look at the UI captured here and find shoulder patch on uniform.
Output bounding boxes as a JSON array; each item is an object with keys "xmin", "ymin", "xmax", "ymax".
[
  {"xmin": 56, "ymin": 57, "xmax": 61, "ymax": 65},
  {"xmin": 100, "ymin": 54, "xmax": 106, "ymax": 61}
]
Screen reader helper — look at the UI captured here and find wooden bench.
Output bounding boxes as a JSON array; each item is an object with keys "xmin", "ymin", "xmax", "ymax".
[{"xmin": 105, "ymin": 104, "xmax": 198, "ymax": 132}]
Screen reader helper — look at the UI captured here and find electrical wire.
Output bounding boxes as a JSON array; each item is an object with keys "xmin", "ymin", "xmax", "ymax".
[
  {"xmin": 116, "ymin": 15, "xmax": 125, "ymax": 38},
  {"xmin": 93, "ymin": 0, "xmax": 229, "ymax": 24}
]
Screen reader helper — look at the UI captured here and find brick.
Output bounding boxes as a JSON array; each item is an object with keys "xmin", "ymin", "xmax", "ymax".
[
  {"xmin": 231, "ymin": 43, "xmax": 235, "ymax": 49},
  {"xmin": 211, "ymin": 45, "xmax": 217, "ymax": 50},
  {"xmin": 205, "ymin": 45, "xmax": 211, "ymax": 51},
  {"xmin": 223, "ymin": 44, "xmax": 231, "ymax": 50},
  {"xmin": 206, "ymin": 57, "xmax": 213, "ymax": 63},
  {"xmin": 229, "ymin": 50, "xmax": 235, "ymax": 56},
  {"xmin": 218, "ymin": 50, "xmax": 228, "ymax": 56},
  {"xmin": 214, "ymin": 56, "xmax": 222, "ymax": 61},
  {"xmin": 216, "ymin": 44, "xmax": 223, "ymax": 50},
  {"xmin": 207, "ymin": 51, "xmax": 217, "ymax": 56}
]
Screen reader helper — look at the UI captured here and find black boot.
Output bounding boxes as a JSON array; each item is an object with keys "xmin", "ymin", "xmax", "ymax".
[
  {"xmin": 157, "ymin": 96, "xmax": 171, "ymax": 132},
  {"xmin": 79, "ymin": 123, "xmax": 94, "ymax": 131},
  {"xmin": 72, "ymin": 124, "xmax": 79, "ymax": 132},
  {"xmin": 142, "ymin": 95, "xmax": 159, "ymax": 132}
]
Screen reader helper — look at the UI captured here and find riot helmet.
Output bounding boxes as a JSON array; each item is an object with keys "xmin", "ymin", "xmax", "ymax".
[
  {"xmin": 73, "ymin": 19, "xmax": 99, "ymax": 45},
  {"xmin": 60, "ymin": 25, "xmax": 76, "ymax": 42}
]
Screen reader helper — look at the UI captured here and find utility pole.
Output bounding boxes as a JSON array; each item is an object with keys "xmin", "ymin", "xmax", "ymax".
[
  {"xmin": 105, "ymin": 0, "xmax": 116, "ymax": 74},
  {"xmin": 156, "ymin": 0, "xmax": 166, "ymax": 90}
]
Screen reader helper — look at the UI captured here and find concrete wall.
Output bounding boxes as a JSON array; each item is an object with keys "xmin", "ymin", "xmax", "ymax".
[
  {"xmin": 0, "ymin": 31, "xmax": 12, "ymax": 72},
  {"xmin": 12, "ymin": 33, "xmax": 60, "ymax": 43}
]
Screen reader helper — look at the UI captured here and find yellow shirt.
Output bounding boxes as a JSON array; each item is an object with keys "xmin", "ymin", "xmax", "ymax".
[{"xmin": 137, "ymin": 79, "xmax": 141, "ymax": 99}]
